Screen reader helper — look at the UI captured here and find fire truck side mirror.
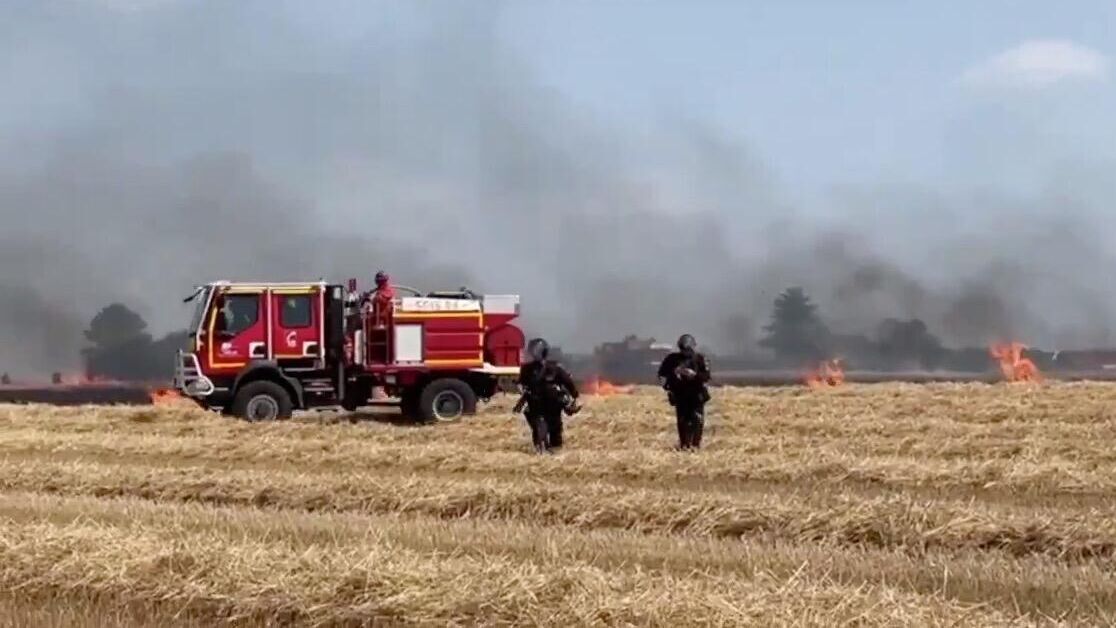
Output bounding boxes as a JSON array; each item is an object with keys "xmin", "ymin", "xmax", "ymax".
[{"xmin": 327, "ymin": 287, "xmax": 345, "ymax": 359}]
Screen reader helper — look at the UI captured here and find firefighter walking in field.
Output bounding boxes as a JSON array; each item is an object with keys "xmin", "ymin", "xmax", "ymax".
[
  {"xmin": 657, "ymin": 334, "xmax": 712, "ymax": 450},
  {"xmin": 515, "ymin": 338, "xmax": 580, "ymax": 454}
]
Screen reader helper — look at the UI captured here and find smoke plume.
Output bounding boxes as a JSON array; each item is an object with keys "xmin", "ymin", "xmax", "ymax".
[{"xmin": 2, "ymin": 0, "xmax": 1115, "ymax": 376}]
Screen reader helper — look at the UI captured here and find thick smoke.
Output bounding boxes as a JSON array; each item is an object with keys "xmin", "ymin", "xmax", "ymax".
[{"xmin": 2, "ymin": 0, "xmax": 1115, "ymax": 376}]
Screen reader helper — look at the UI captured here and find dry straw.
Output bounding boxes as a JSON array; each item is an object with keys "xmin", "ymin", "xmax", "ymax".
[{"xmin": 0, "ymin": 382, "xmax": 1113, "ymax": 625}]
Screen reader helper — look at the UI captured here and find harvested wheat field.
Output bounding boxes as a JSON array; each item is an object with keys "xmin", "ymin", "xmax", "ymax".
[{"xmin": 2, "ymin": 382, "xmax": 1116, "ymax": 626}]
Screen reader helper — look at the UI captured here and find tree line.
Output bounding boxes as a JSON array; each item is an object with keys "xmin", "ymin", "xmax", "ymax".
[{"xmin": 758, "ymin": 286, "xmax": 993, "ymax": 371}]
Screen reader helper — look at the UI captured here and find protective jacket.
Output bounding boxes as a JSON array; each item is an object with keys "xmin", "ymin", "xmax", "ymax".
[
  {"xmin": 657, "ymin": 351, "xmax": 711, "ymax": 403},
  {"xmin": 518, "ymin": 359, "xmax": 579, "ymax": 412}
]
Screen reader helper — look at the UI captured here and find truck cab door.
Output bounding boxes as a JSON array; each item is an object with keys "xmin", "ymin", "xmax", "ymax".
[
  {"xmin": 206, "ymin": 289, "xmax": 267, "ymax": 371},
  {"xmin": 270, "ymin": 288, "xmax": 324, "ymax": 364}
]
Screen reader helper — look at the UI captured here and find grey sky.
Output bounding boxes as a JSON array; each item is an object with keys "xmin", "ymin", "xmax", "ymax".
[{"xmin": 503, "ymin": 2, "xmax": 1116, "ymax": 189}]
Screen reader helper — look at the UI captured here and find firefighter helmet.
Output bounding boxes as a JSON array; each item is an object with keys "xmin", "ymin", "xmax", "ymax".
[
  {"xmin": 526, "ymin": 337, "xmax": 549, "ymax": 362},
  {"xmin": 677, "ymin": 334, "xmax": 696, "ymax": 354}
]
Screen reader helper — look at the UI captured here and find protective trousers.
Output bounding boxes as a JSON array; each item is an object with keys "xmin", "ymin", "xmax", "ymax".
[
  {"xmin": 675, "ymin": 400, "xmax": 705, "ymax": 450},
  {"xmin": 525, "ymin": 406, "xmax": 563, "ymax": 452}
]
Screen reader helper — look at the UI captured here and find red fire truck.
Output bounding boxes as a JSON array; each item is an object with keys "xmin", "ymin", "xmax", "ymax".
[{"xmin": 173, "ymin": 279, "xmax": 525, "ymax": 421}]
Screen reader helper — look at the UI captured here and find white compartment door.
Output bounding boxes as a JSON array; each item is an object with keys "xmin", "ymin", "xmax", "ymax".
[{"xmin": 394, "ymin": 324, "xmax": 424, "ymax": 363}]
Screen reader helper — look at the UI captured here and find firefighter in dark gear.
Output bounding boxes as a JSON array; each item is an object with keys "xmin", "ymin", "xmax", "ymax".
[
  {"xmin": 657, "ymin": 333, "xmax": 711, "ymax": 450},
  {"xmin": 516, "ymin": 338, "xmax": 580, "ymax": 454}
]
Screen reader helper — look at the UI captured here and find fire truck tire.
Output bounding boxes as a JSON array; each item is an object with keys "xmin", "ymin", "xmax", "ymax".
[
  {"xmin": 231, "ymin": 381, "xmax": 293, "ymax": 421},
  {"xmin": 418, "ymin": 378, "xmax": 477, "ymax": 423}
]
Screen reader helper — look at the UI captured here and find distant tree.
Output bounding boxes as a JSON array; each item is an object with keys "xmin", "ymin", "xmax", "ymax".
[
  {"xmin": 81, "ymin": 304, "xmax": 185, "ymax": 381},
  {"xmin": 876, "ymin": 318, "xmax": 945, "ymax": 369},
  {"xmin": 759, "ymin": 287, "xmax": 830, "ymax": 361},
  {"xmin": 84, "ymin": 303, "xmax": 149, "ymax": 349}
]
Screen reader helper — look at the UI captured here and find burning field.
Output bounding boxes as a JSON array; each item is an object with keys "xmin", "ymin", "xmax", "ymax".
[
  {"xmin": 0, "ymin": 373, "xmax": 181, "ymax": 407},
  {"xmin": 1, "ymin": 382, "xmax": 1116, "ymax": 626}
]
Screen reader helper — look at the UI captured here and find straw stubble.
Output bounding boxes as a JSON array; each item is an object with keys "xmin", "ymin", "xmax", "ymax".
[{"xmin": 0, "ymin": 382, "xmax": 1114, "ymax": 625}]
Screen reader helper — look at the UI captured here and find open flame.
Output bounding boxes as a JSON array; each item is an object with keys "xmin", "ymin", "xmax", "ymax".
[
  {"xmin": 804, "ymin": 359, "xmax": 845, "ymax": 388},
  {"xmin": 989, "ymin": 342, "xmax": 1042, "ymax": 382},
  {"xmin": 582, "ymin": 377, "xmax": 634, "ymax": 396},
  {"xmin": 149, "ymin": 388, "xmax": 185, "ymax": 405}
]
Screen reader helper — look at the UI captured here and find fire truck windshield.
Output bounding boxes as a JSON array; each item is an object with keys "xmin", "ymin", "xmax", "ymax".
[{"xmin": 186, "ymin": 286, "xmax": 212, "ymax": 339}]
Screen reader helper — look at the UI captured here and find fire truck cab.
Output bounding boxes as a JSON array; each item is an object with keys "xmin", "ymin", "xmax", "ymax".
[{"xmin": 174, "ymin": 279, "xmax": 525, "ymax": 421}]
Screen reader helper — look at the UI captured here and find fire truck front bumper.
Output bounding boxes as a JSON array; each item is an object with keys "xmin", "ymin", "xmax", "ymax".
[{"xmin": 174, "ymin": 351, "xmax": 215, "ymax": 397}]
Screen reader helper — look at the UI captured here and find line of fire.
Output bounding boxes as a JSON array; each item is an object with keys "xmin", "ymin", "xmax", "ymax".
[{"xmin": 3, "ymin": 282, "xmax": 1116, "ymax": 411}]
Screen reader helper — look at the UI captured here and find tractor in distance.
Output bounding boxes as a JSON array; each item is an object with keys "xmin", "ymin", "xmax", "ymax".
[{"xmin": 173, "ymin": 279, "xmax": 525, "ymax": 422}]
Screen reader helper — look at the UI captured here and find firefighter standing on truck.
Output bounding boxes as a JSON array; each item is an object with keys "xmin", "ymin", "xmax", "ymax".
[
  {"xmin": 515, "ymin": 338, "xmax": 580, "ymax": 454},
  {"xmin": 657, "ymin": 334, "xmax": 712, "ymax": 450},
  {"xmin": 367, "ymin": 270, "xmax": 395, "ymax": 328}
]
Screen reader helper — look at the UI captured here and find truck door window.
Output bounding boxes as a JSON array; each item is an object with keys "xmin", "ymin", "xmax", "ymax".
[
  {"xmin": 280, "ymin": 295, "xmax": 312, "ymax": 328},
  {"xmin": 217, "ymin": 294, "xmax": 259, "ymax": 336}
]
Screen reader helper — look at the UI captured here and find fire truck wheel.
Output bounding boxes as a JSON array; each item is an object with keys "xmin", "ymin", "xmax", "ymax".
[
  {"xmin": 231, "ymin": 381, "xmax": 293, "ymax": 421},
  {"xmin": 419, "ymin": 378, "xmax": 477, "ymax": 423}
]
